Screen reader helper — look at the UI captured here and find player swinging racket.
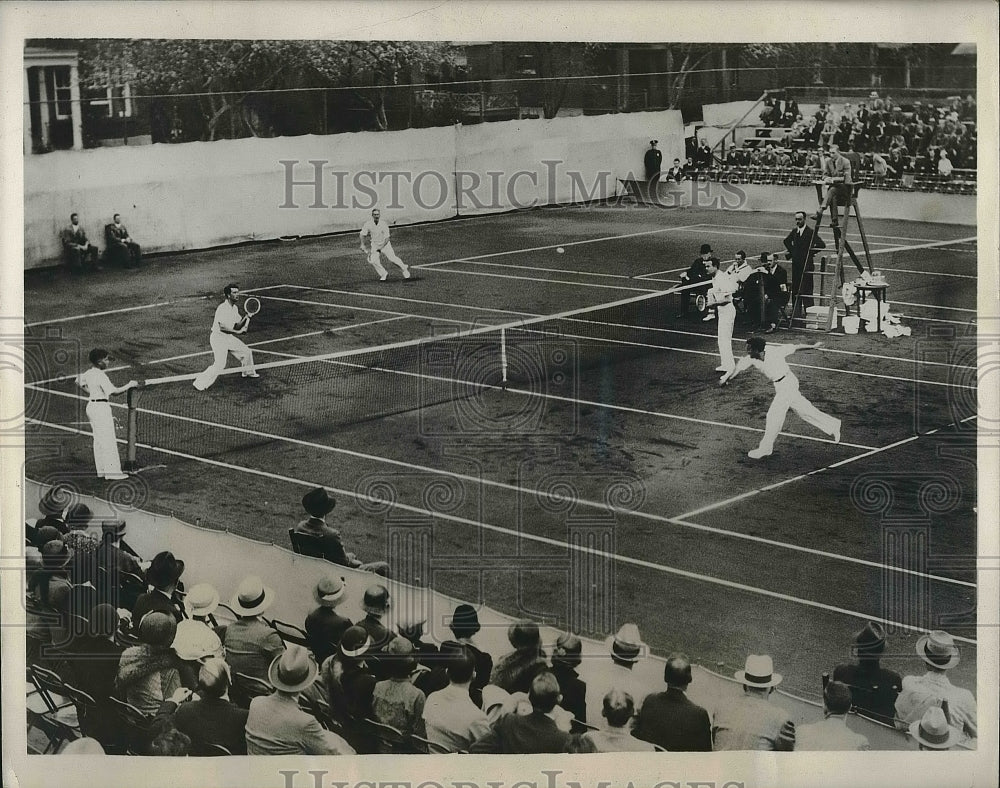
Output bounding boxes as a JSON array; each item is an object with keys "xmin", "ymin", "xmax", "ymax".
[
  {"xmin": 192, "ymin": 284, "xmax": 260, "ymax": 391},
  {"xmin": 719, "ymin": 336, "xmax": 841, "ymax": 459},
  {"xmin": 360, "ymin": 208, "xmax": 410, "ymax": 281}
]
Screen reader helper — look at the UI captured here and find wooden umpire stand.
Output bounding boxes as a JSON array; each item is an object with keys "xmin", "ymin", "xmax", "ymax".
[{"xmin": 784, "ymin": 180, "xmax": 874, "ymax": 331}]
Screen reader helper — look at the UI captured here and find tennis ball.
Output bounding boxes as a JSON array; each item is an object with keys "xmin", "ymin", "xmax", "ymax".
[{"xmin": 556, "ymin": 247, "xmax": 565, "ymax": 254}]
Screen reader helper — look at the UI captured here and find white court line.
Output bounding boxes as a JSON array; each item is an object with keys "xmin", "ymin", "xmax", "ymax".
[
  {"xmin": 412, "ymin": 265, "xmax": 658, "ymax": 293},
  {"xmin": 413, "ymin": 223, "xmax": 706, "ymax": 269},
  {"xmin": 889, "ymin": 268, "xmax": 976, "ymax": 280},
  {"xmin": 440, "ymin": 258, "xmax": 640, "ymax": 280},
  {"xmin": 695, "ymin": 223, "xmax": 977, "ymax": 244},
  {"xmin": 256, "ymin": 294, "xmax": 476, "ymax": 324},
  {"xmin": 903, "ymin": 315, "xmax": 977, "ymax": 326},
  {"xmin": 633, "ymin": 267, "xmax": 688, "ymax": 279},
  {"xmin": 24, "ymin": 416, "xmax": 978, "ymax": 637},
  {"xmin": 24, "ymin": 298, "xmax": 208, "ymax": 328},
  {"xmin": 676, "ymin": 414, "xmax": 978, "ymax": 522}
]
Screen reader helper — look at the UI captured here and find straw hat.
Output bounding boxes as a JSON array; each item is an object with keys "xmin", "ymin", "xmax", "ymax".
[
  {"xmin": 230, "ymin": 575, "xmax": 275, "ymax": 617},
  {"xmin": 909, "ymin": 706, "xmax": 959, "ymax": 750},
  {"xmin": 268, "ymin": 645, "xmax": 318, "ymax": 693},
  {"xmin": 172, "ymin": 619, "xmax": 223, "ymax": 661},
  {"xmin": 608, "ymin": 623, "xmax": 645, "ymax": 664},
  {"xmin": 184, "ymin": 583, "xmax": 220, "ymax": 618},
  {"xmin": 916, "ymin": 630, "xmax": 960, "ymax": 670},
  {"xmin": 313, "ymin": 576, "xmax": 346, "ymax": 608},
  {"xmin": 339, "ymin": 625, "xmax": 372, "ymax": 658},
  {"xmin": 735, "ymin": 654, "xmax": 783, "ymax": 688}
]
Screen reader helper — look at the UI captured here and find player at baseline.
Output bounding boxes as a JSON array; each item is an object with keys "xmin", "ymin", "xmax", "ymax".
[
  {"xmin": 360, "ymin": 208, "xmax": 411, "ymax": 282},
  {"xmin": 719, "ymin": 336, "xmax": 841, "ymax": 459},
  {"xmin": 192, "ymin": 283, "xmax": 259, "ymax": 391}
]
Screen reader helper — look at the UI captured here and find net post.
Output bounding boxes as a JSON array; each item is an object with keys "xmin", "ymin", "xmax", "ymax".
[
  {"xmin": 125, "ymin": 386, "xmax": 140, "ymax": 471},
  {"xmin": 500, "ymin": 328, "xmax": 508, "ymax": 387}
]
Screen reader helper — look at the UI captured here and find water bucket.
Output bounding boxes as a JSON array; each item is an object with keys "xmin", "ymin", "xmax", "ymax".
[{"xmin": 843, "ymin": 315, "xmax": 860, "ymax": 334}]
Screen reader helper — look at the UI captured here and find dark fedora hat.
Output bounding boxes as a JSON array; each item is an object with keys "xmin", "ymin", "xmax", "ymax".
[
  {"xmin": 146, "ymin": 551, "xmax": 185, "ymax": 588},
  {"xmin": 302, "ymin": 487, "xmax": 336, "ymax": 518},
  {"xmin": 852, "ymin": 621, "xmax": 887, "ymax": 655},
  {"xmin": 699, "ymin": 243, "xmax": 713, "ymax": 254}
]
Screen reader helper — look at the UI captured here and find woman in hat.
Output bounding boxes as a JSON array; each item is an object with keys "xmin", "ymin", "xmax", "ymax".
[
  {"xmin": 371, "ymin": 637, "xmax": 428, "ymax": 752},
  {"xmin": 171, "ymin": 618, "xmax": 225, "ymax": 689},
  {"xmin": 116, "ymin": 611, "xmax": 184, "ymax": 715},
  {"xmin": 323, "ymin": 625, "xmax": 377, "ymax": 751},
  {"xmin": 222, "ymin": 575, "xmax": 284, "ymax": 683},
  {"xmin": 720, "ymin": 336, "xmax": 841, "ymax": 459},
  {"xmin": 490, "ymin": 619, "xmax": 548, "ymax": 695}
]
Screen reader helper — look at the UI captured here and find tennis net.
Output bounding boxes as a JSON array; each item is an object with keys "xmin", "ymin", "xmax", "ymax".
[{"xmin": 123, "ymin": 281, "xmax": 715, "ymax": 466}]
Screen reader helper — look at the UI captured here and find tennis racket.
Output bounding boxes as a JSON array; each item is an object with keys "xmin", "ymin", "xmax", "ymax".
[{"xmin": 695, "ymin": 294, "xmax": 708, "ymax": 312}]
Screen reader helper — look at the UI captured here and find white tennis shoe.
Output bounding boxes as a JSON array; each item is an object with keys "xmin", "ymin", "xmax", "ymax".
[
  {"xmin": 242, "ymin": 371, "xmax": 260, "ymax": 378},
  {"xmin": 747, "ymin": 447, "xmax": 772, "ymax": 459},
  {"xmin": 402, "ymin": 267, "xmax": 411, "ymax": 279},
  {"xmin": 379, "ymin": 274, "xmax": 388, "ymax": 281}
]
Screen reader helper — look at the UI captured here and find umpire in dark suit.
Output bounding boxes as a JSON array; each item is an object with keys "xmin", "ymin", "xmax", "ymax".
[
  {"xmin": 783, "ymin": 211, "xmax": 826, "ymax": 311},
  {"xmin": 634, "ymin": 653, "xmax": 712, "ymax": 751},
  {"xmin": 760, "ymin": 252, "xmax": 790, "ymax": 332}
]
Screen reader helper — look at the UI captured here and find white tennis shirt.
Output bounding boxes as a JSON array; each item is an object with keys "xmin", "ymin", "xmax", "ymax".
[
  {"xmin": 212, "ymin": 301, "xmax": 241, "ymax": 335},
  {"xmin": 78, "ymin": 367, "xmax": 115, "ymax": 400},
  {"xmin": 360, "ymin": 219, "xmax": 391, "ymax": 250}
]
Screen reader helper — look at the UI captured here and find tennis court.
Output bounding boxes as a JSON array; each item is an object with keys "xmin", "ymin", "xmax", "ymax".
[{"xmin": 23, "ymin": 202, "xmax": 979, "ymax": 703}]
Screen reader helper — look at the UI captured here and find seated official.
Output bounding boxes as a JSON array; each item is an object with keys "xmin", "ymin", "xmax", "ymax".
[
  {"xmin": 105, "ymin": 213, "xmax": 142, "ymax": 268},
  {"xmin": 60, "ymin": 213, "xmax": 100, "ymax": 273}
]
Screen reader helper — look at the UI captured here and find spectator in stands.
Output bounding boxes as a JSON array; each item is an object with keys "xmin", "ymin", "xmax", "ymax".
[
  {"xmin": 422, "ymin": 646, "xmax": 491, "ymax": 752},
  {"xmin": 132, "ymin": 551, "xmax": 185, "ymax": 628},
  {"xmin": 162, "ymin": 658, "xmax": 249, "ymax": 755},
  {"xmin": 105, "ymin": 213, "xmax": 142, "ymax": 268},
  {"xmin": 490, "ymin": 619, "xmax": 548, "ymax": 695},
  {"xmin": 443, "ymin": 603, "xmax": 492, "ymax": 708},
  {"xmin": 831, "ymin": 621, "xmax": 902, "ymax": 726},
  {"xmin": 148, "ymin": 727, "xmax": 191, "ymax": 756},
  {"xmin": 33, "ymin": 539, "xmax": 74, "ymax": 612},
  {"xmin": 304, "ymin": 575, "xmax": 353, "ymax": 666},
  {"xmin": 665, "ymin": 157, "xmax": 685, "ymax": 182},
  {"xmin": 584, "ymin": 690, "xmax": 655, "ymax": 753},
  {"xmin": 33, "ymin": 485, "xmax": 70, "ymax": 537},
  {"xmin": 696, "ymin": 140, "xmax": 713, "ymax": 168},
  {"xmin": 95, "ymin": 518, "xmax": 143, "ymax": 611},
  {"xmin": 117, "ymin": 611, "xmax": 183, "ymax": 715},
  {"xmin": 396, "ymin": 613, "xmax": 440, "ymax": 672},
  {"xmin": 470, "ymin": 671, "xmax": 572, "ymax": 754},
  {"xmin": 894, "ymin": 630, "xmax": 976, "ymax": 741},
  {"xmin": 634, "ymin": 652, "xmax": 712, "ymax": 752},
  {"xmin": 322, "ymin": 625, "xmax": 377, "ymax": 751},
  {"xmin": 292, "ymin": 488, "xmax": 389, "ymax": 574},
  {"xmin": 908, "ymin": 706, "xmax": 960, "ymax": 751},
  {"xmin": 644, "ymin": 140, "xmax": 662, "ymax": 183},
  {"xmin": 550, "ymin": 632, "xmax": 587, "ymax": 724},
  {"xmin": 357, "ymin": 583, "xmax": 393, "ymax": 677},
  {"xmin": 796, "ymin": 680, "xmax": 870, "ymax": 751},
  {"xmin": 223, "ymin": 575, "xmax": 284, "ymax": 682},
  {"xmin": 63, "ymin": 504, "xmax": 100, "ymax": 588},
  {"xmin": 712, "ymin": 654, "xmax": 796, "ymax": 751},
  {"xmin": 183, "ymin": 582, "xmax": 228, "ymax": 640},
  {"xmin": 58, "ymin": 602, "xmax": 123, "ymax": 747},
  {"xmin": 761, "ymin": 144, "xmax": 778, "ymax": 167},
  {"xmin": 586, "ymin": 623, "xmax": 650, "ymax": 725},
  {"xmin": 870, "ymin": 151, "xmax": 892, "ymax": 185},
  {"xmin": 172, "ymin": 618, "xmax": 225, "ymax": 689},
  {"xmin": 372, "ymin": 637, "xmax": 428, "ymax": 750},
  {"xmin": 245, "ymin": 645, "xmax": 355, "ymax": 755},
  {"xmin": 60, "ymin": 213, "xmax": 101, "ymax": 273},
  {"xmin": 775, "ymin": 149, "xmax": 792, "ymax": 168},
  {"xmin": 938, "ymin": 149, "xmax": 954, "ymax": 178}
]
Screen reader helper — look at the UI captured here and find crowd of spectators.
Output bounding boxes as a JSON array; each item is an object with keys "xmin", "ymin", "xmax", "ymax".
[
  {"xmin": 665, "ymin": 93, "xmax": 977, "ymax": 191},
  {"xmin": 25, "ymin": 485, "xmax": 978, "ymax": 756}
]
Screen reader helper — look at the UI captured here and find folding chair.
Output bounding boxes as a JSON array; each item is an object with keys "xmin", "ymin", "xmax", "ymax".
[
  {"xmin": 288, "ymin": 529, "xmax": 327, "ymax": 559},
  {"xmin": 364, "ymin": 718, "xmax": 420, "ymax": 754},
  {"xmin": 410, "ymin": 732, "xmax": 450, "ymax": 754},
  {"xmin": 269, "ymin": 619, "xmax": 309, "ymax": 648},
  {"xmin": 107, "ymin": 696, "xmax": 157, "ymax": 755},
  {"xmin": 232, "ymin": 672, "xmax": 275, "ymax": 708},
  {"xmin": 28, "ymin": 665, "xmax": 82, "ymax": 752},
  {"xmin": 193, "ymin": 742, "xmax": 233, "ymax": 757}
]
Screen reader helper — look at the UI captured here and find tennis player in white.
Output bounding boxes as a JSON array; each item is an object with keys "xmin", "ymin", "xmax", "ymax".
[
  {"xmin": 360, "ymin": 208, "xmax": 410, "ymax": 281},
  {"xmin": 77, "ymin": 348, "xmax": 138, "ymax": 480},
  {"xmin": 193, "ymin": 283, "xmax": 259, "ymax": 391},
  {"xmin": 720, "ymin": 336, "xmax": 841, "ymax": 459},
  {"xmin": 710, "ymin": 253, "xmax": 756, "ymax": 379}
]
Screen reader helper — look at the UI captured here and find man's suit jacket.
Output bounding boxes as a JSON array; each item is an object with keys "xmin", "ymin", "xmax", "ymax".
[
  {"xmin": 131, "ymin": 589, "xmax": 184, "ymax": 629},
  {"xmin": 107, "ymin": 224, "xmax": 132, "ymax": 245},
  {"xmin": 172, "ymin": 696, "xmax": 250, "ymax": 755},
  {"xmin": 245, "ymin": 692, "xmax": 355, "ymax": 755},
  {"xmin": 550, "ymin": 663, "xmax": 587, "ymax": 724},
  {"xmin": 762, "ymin": 264, "xmax": 789, "ymax": 303},
  {"xmin": 469, "ymin": 710, "xmax": 571, "ymax": 754},
  {"xmin": 60, "ymin": 225, "xmax": 92, "ymax": 249},
  {"xmin": 634, "ymin": 687, "xmax": 712, "ymax": 751},
  {"xmin": 304, "ymin": 606, "xmax": 353, "ymax": 665},
  {"xmin": 783, "ymin": 225, "xmax": 826, "ymax": 269}
]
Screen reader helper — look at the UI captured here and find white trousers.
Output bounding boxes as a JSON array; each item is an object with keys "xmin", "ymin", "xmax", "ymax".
[
  {"xmin": 87, "ymin": 401, "xmax": 123, "ymax": 477},
  {"xmin": 193, "ymin": 332, "xmax": 255, "ymax": 391},
  {"xmin": 368, "ymin": 242, "xmax": 407, "ymax": 278},
  {"xmin": 757, "ymin": 375, "xmax": 840, "ymax": 452},
  {"xmin": 717, "ymin": 301, "xmax": 737, "ymax": 372}
]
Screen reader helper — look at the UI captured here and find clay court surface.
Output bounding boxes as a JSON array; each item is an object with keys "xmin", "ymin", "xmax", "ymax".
[{"xmin": 23, "ymin": 203, "xmax": 979, "ymax": 702}]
